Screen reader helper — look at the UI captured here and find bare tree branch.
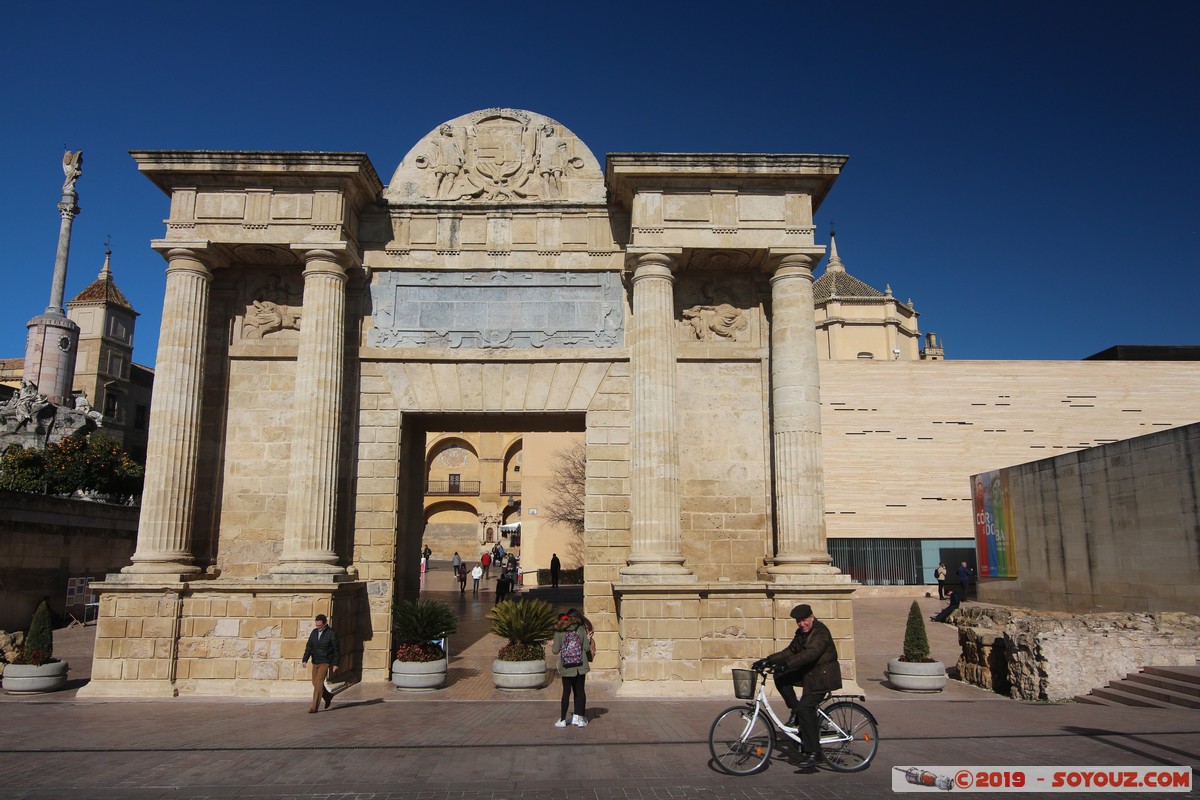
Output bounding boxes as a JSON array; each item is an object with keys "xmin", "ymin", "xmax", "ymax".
[{"xmin": 544, "ymin": 441, "xmax": 586, "ymax": 537}]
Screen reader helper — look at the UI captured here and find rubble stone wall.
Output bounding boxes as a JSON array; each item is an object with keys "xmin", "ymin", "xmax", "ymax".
[{"xmin": 956, "ymin": 606, "xmax": 1200, "ymax": 701}]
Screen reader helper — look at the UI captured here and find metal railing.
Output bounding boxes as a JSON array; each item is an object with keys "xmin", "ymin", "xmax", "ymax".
[{"xmin": 424, "ymin": 481, "xmax": 481, "ymax": 496}]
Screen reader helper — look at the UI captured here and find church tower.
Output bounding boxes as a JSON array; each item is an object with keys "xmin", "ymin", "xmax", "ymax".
[{"xmin": 66, "ymin": 246, "xmax": 151, "ymax": 460}]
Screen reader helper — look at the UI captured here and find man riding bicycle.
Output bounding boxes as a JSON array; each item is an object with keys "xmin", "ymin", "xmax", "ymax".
[{"xmin": 752, "ymin": 603, "xmax": 842, "ymax": 768}]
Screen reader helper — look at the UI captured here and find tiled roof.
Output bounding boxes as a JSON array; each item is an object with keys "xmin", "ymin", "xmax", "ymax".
[
  {"xmin": 812, "ymin": 269, "xmax": 886, "ymax": 303},
  {"xmin": 68, "ymin": 250, "xmax": 136, "ymax": 312}
]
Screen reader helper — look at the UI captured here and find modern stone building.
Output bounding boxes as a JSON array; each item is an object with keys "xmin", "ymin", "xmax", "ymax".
[{"xmin": 80, "ymin": 108, "xmax": 1200, "ymax": 698}]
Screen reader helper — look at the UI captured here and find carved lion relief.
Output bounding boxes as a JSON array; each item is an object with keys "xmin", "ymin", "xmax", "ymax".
[{"xmin": 241, "ymin": 273, "xmax": 303, "ymax": 340}]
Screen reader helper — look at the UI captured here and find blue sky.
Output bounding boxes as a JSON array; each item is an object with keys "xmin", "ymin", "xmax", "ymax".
[{"xmin": 2, "ymin": 2, "xmax": 1196, "ymax": 366}]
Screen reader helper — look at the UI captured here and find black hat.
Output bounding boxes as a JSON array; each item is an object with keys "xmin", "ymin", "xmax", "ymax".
[{"xmin": 789, "ymin": 604, "xmax": 814, "ymax": 620}]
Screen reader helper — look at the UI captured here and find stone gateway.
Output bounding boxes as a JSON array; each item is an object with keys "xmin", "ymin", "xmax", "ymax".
[{"xmin": 81, "ymin": 109, "xmax": 861, "ymax": 698}]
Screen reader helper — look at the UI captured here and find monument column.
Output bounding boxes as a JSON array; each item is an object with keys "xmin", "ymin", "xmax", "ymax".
[
  {"xmin": 621, "ymin": 249, "xmax": 693, "ymax": 581},
  {"xmin": 765, "ymin": 250, "xmax": 841, "ymax": 577},
  {"xmin": 271, "ymin": 247, "xmax": 352, "ymax": 577},
  {"xmin": 124, "ymin": 246, "xmax": 214, "ymax": 576}
]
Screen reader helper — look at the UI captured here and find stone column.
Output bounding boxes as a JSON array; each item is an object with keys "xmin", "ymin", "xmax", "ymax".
[
  {"xmin": 271, "ymin": 248, "xmax": 351, "ymax": 578},
  {"xmin": 621, "ymin": 250, "xmax": 694, "ymax": 581},
  {"xmin": 765, "ymin": 251, "xmax": 841, "ymax": 578},
  {"xmin": 124, "ymin": 246, "xmax": 213, "ymax": 577}
]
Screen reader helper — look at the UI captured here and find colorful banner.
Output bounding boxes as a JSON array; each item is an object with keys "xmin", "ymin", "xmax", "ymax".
[{"xmin": 971, "ymin": 469, "xmax": 1018, "ymax": 577}]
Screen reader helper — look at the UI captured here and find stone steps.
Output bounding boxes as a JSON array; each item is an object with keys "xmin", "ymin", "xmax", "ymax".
[{"xmin": 1075, "ymin": 665, "xmax": 1200, "ymax": 709}]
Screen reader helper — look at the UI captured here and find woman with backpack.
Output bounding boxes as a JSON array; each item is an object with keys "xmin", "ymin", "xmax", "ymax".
[{"xmin": 551, "ymin": 608, "xmax": 593, "ymax": 728}]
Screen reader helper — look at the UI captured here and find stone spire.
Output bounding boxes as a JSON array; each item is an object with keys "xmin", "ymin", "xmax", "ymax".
[{"xmin": 826, "ymin": 232, "xmax": 846, "ymax": 273}]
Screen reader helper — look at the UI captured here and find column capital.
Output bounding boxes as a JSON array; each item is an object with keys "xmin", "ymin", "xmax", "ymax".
[
  {"xmin": 624, "ymin": 246, "xmax": 682, "ymax": 273},
  {"xmin": 765, "ymin": 246, "xmax": 826, "ymax": 274},
  {"xmin": 291, "ymin": 242, "xmax": 362, "ymax": 271},
  {"xmin": 151, "ymin": 240, "xmax": 219, "ymax": 270}
]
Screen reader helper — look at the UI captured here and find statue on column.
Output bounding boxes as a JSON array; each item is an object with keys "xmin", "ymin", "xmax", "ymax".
[{"xmin": 61, "ymin": 150, "xmax": 83, "ymax": 194}]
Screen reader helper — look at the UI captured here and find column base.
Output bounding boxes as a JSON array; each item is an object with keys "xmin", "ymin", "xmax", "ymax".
[
  {"xmin": 267, "ymin": 560, "xmax": 347, "ymax": 581},
  {"xmin": 619, "ymin": 562, "xmax": 697, "ymax": 583},
  {"xmin": 118, "ymin": 561, "xmax": 202, "ymax": 582}
]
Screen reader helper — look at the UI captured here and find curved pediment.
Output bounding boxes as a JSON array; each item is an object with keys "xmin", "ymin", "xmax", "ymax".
[{"xmin": 385, "ymin": 108, "xmax": 605, "ymax": 204}]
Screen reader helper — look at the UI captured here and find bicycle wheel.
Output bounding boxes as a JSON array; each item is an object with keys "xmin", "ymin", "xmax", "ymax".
[
  {"xmin": 709, "ymin": 705, "xmax": 776, "ymax": 775},
  {"xmin": 819, "ymin": 701, "xmax": 878, "ymax": 773}
]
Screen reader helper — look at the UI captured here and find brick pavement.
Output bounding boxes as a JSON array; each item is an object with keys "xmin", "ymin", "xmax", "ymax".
[{"xmin": 0, "ymin": 563, "xmax": 1195, "ymax": 799}]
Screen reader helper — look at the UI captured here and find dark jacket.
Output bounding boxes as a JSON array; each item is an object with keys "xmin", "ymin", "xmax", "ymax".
[
  {"xmin": 767, "ymin": 619, "xmax": 842, "ymax": 693},
  {"xmin": 303, "ymin": 626, "xmax": 340, "ymax": 666}
]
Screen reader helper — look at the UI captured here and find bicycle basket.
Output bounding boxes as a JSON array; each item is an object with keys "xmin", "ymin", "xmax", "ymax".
[{"xmin": 731, "ymin": 668, "xmax": 757, "ymax": 699}]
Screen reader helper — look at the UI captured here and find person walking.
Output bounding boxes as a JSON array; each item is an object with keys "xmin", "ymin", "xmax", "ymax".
[
  {"xmin": 957, "ymin": 561, "xmax": 975, "ymax": 601},
  {"xmin": 301, "ymin": 614, "xmax": 340, "ymax": 714},
  {"xmin": 496, "ymin": 567, "xmax": 512, "ymax": 603},
  {"xmin": 451, "ymin": 551, "xmax": 462, "ymax": 573},
  {"xmin": 550, "ymin": 553, "xmax": 561, "ymax": 588},
  {"xmin": 552, "ymin": 608, "xmax": 592, "ymax": 728},
  {"xmin": 481, "ymin": 551, "xmax": 492, "ymax": 579},
  {"xmin": 752, "ymin": 604, "xmax": 841, "ymax": 768},
  {"xmin": 935, "ymin": 562, "xmax": 948, "ymax": 600},
  {"xmin": 422, "ymin": 544, "xmax": 432, "ymax": 570},
  {"xmin": 457, "ymin": 563, "xmax": 468, "ymax": 595},
  {"xmin": 471, "ymin": 563, "xmax": 483, "ymax": 595}
]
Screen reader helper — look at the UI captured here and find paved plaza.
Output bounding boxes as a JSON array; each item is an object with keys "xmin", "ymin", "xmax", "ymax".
[{"xmin": 0, "ymin": 564, "xmax": 1196, "ymax": 799}]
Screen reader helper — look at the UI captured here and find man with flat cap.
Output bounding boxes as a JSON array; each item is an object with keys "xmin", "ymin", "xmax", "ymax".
[{"xmin": 753, "ymin": 603, "xmax": 842, "ymax": 768}]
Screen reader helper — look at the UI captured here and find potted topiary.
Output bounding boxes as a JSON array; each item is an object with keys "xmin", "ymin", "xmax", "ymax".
[
  {"xmin": 885, "ymin": 600, "xmax": 947, "ymax": 692},
  {"xmin": 391, "ymin": 598, "xmax": 457, "ymax": 691},
  {"xmin": 2, "ymin": 600, "xmax": 68, "ymax": 693},
  {"xmin": 487, "ymin": 597, "xmax": 557, "ymax": 690}
]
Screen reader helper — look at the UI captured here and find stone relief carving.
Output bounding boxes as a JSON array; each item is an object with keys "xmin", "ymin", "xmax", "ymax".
[
  {"xmin": 368, "ymin": 270, "xmax": 623, "ymax": 350},
  {"xmin": 677, "ymin": 281, "xmax": 752, "ymax": 343},
  {"xmin": 388, "ymin": 109, "xmax": 604, "ymax": 204},
  {"xmin": 241, "ymin": 274, "xmax": 303, "ymax": 339}
]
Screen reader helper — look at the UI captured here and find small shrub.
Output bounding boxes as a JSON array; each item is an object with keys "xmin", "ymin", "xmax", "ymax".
[
  {"xmin": 488, "ymin": 597, "xmax": 557, "ymax": 661},
  {"xmin": 14, "ymin": 600, "xmax": 57, "ymax": 666},
  {"xmin": 392, "ymin": 599, "xmax": 456, "ymax": 661},
  {"xmin": 901, "ymin": 600, "xmax": 933, "ymax": 662}
]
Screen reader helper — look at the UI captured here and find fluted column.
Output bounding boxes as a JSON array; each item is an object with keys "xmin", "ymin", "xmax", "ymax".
[
  {"xmin": 124, "ymin": 247, "xmax": 213, "ymax": 576},
  {"xmin": 765, "ymin": 251, "xmax": 840, "ymax": 577},
  {"xmin": 621, "ymin": 250, "xmax": 694, "ymax": 581},
  {"xmin": 272, "ymin": 249, "xmax": 349, "ymax": 577}
]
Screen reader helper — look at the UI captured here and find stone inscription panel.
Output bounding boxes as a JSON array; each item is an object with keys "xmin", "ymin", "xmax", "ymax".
[{"xmin": 369, "ymin": 271, "xmax": 623, "ymax": 349}]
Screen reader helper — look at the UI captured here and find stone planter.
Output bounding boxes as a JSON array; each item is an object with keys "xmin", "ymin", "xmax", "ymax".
[
  {"xmin": 492, "ymin": 658, "xmax": 547, "ymax": 690},
  {"xmin": 391, "ymin": 658, "xmax": 448, "ymax": 691},
  {"xmin": 886, "ymin": 657, "xmax": 947, "ymax": 692},
  {"xmin": 2, "ymin": 661, "xmax": 69, "ymax": 694}
]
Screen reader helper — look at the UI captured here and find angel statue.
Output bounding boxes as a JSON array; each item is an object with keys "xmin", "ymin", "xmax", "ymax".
[{"xmin": 62, "ymin": 150, "xmax": 83, "ymax": 194}]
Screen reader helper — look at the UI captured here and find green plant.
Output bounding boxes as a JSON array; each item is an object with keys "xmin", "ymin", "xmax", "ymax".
[
  {"xmin": 392, "ymin": 599, "xmax": 457, "ymax": 661},
  {"xmin": 0, "ymin": 435, "xmax": 144, "ymax": 502},
  {"xmin": 14, "ymin": 600, "xmax": 56, "ymax": 666},
  {"xmin": 901, "ymin": 600, "xmax": 933, "ymax": 662},
  {"xmin": 487, "ymin": 597, "xmax": 557, "ymax": 661}
]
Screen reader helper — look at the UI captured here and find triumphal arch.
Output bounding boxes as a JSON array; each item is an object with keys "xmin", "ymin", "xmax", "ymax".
[{"xmin": 82, "ymin": 109, "xmax": 859, "ymax": 697}]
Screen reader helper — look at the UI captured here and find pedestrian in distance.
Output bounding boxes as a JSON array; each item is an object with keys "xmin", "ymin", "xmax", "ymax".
[
  {"xmin": 301, "ymin": 614, "xmax": 339, "ymax": 714},
  {"xmin": 481, "ymin": 551, "xmax": 492, "ymax": 578},
  {"xmin": 935, "ymin": 561, "xmax": 948, "ymax": 600},
  {"xmin": 496, "ymin": 568, "xmax": 511, "ymax": 603},
  {"xmin": 550, "ymin": 552, "xmax": 561, "ymax": 588},
  {"xmin": 957, "ymin": 561, "xmax": 974, "ymax": 601},
  {"xmin": 452, "ymin": 551, "xmax": 462, "ymax": 573},
  {"xmin": 471, "ymin": 563, "xmax": 483, "ymax": 595},
  {"xmin": 752, "ymin": 604, "xmax": 841, "ymax": 769},
  {"xmin": 552, "ymin": 608, "xmax": 593, "ymax": 727},
  {"xmin": 457, "ymin": 563, "xmax": 467, "ymax": 595},
  {"xmin": 422, "ymin": 544, "xmax": 432, "ymax": 569}
]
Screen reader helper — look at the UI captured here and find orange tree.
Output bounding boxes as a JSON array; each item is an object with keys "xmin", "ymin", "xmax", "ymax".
[{"xmin": 0, "ymin": 434, "xmax": 143, "ymax": 502}]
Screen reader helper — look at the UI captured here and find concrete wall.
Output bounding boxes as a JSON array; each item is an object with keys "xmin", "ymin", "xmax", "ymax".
[
  {"xmin": 978, "ymin": 422, "xmax": 1200, "ymax": 614},
  {"xmin": 0, "ymin": 490, "xmax": 137, "ymax": 630}
]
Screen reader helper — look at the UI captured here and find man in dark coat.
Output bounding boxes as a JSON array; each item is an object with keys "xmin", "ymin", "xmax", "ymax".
[
  {"xmin": 301, "ymin": 614, "xmax": 340, "ymax": 713},
  {"xmin": 754, "ymin": 604, "xmax": 842, "ymax": 768},
  {"xmin": 550, "ymin": 553, "xmax": 561, "ymax": 588}
]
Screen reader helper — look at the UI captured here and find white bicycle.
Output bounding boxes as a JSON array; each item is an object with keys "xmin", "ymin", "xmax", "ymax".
[{"xmin": 708, "ymin": 665, "xmax": 879, "ymax": 775}]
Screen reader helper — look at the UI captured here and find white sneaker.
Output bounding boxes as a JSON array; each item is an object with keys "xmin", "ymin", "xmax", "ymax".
[
  {"xmin": 554, "ymin": 718, "xmax": 569, "ymax": 728},
  {"xmin": 572, "ymin": 714, "xmax": 588, "ymax": 727}
]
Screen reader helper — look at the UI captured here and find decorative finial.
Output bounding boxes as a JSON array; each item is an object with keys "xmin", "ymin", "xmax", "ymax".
[
  {"xmin": 885, "ymin": 283, "xmax": 893, "ymax": 297},
  {"xmin": 99, "ymin": 239, "xmax": 112, "ymax": 280},
  {"xmin": 826, "ymin": 226, "xmax": 845, "ymax": 273}
]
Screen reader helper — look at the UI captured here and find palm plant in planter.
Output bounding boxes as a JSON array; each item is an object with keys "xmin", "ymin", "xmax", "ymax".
[
  {"xmin": 391, "ymin": 599, "xmax": 457, "ymax": 691},
  {"xmin": 487, "ymin": 597, "xmax": 557, "ymax": 690},
  {"xmin": 885, "ymin": 600, "xmax": 947, "ymax": 692},
  {"xmin": 2, "ymin": 600, "xmax": 68, "ymax": 693}
]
